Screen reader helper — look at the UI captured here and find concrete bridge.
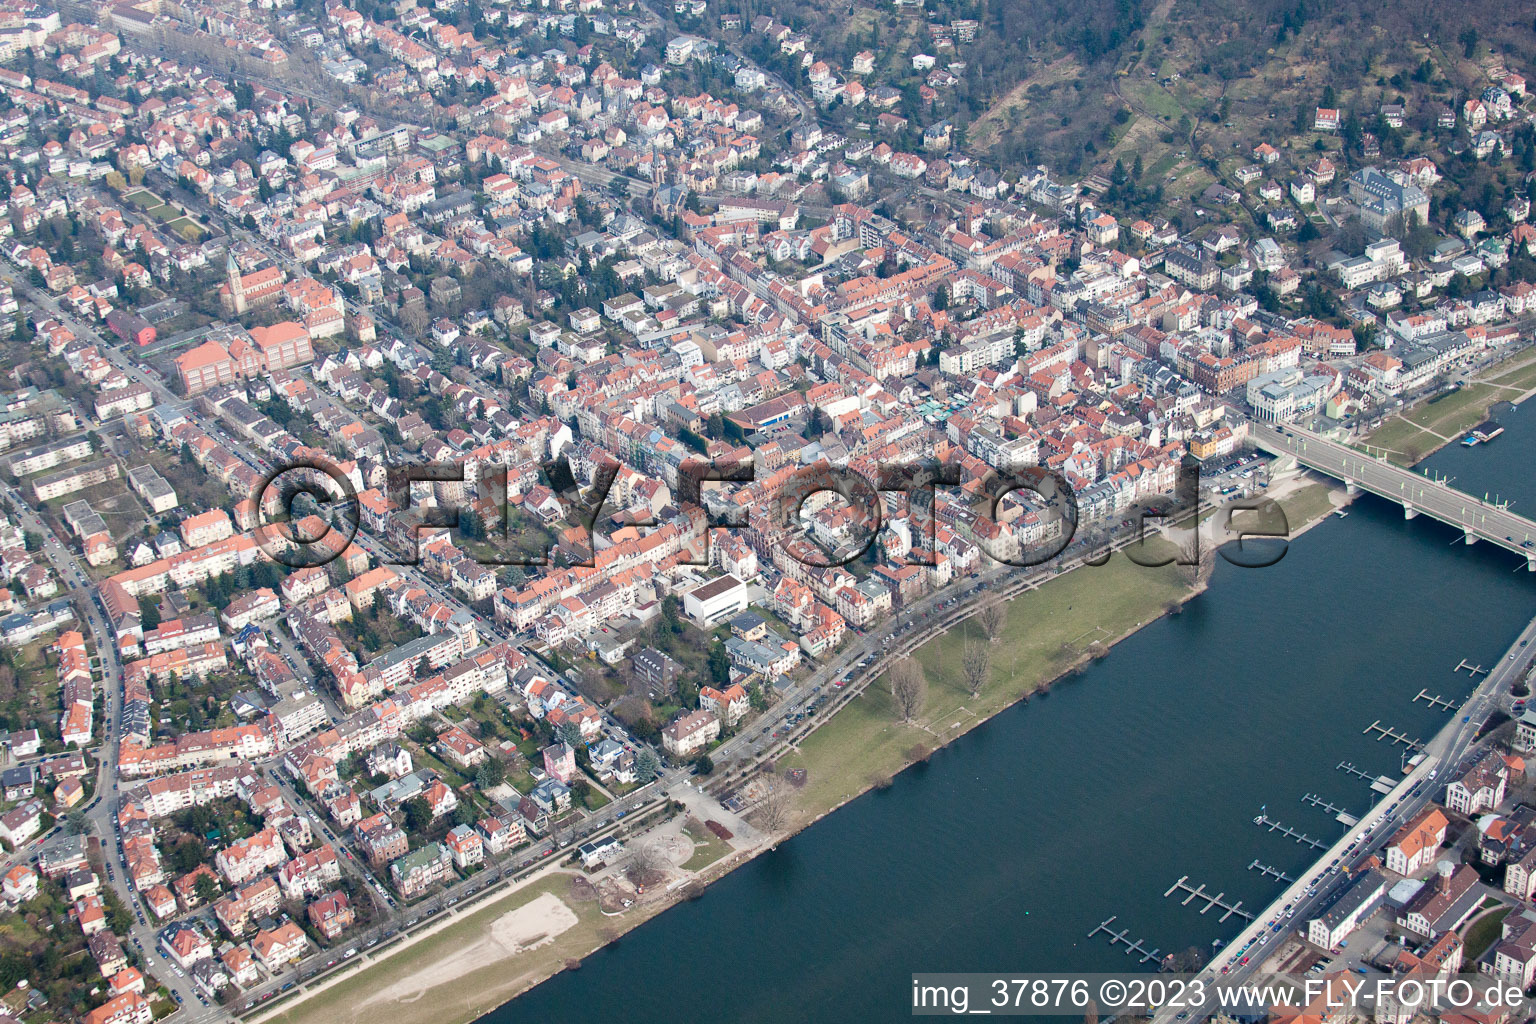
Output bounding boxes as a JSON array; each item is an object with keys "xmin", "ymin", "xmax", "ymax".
[{"xmin": 1250, "ymin": 421, "xmax": 1536, "ymax": 569}]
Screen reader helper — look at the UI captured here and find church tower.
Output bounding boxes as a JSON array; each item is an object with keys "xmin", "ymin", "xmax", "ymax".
[{"xmin": 224, "ymin": 252, "xmax": 246, "ymax": 314}]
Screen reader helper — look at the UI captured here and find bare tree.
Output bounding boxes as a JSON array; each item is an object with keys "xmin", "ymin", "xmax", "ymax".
[
  {"xmin": 888, "ymin": 657, "xmax": 927, "ymax": 723},
  {"xmin": 752, "ymin": 775, "xmax": 794, "ymax": 832},
  {"xmin": 961, "ymin": 637, "xmax": 991, "ymax": 699},
  {"xmin": 977, "ymin": 602, "xmax": 1005, "ymax": 644},
  {"xmin": 623, "ymin": 839, "xmax": 669, "ymax": 889},
  {"xmin": 398, "ymin": 302, "xmax": 428, "ymax": 338},
  {"xmin": 1179, "ymin": 537, "xmax": 1214, "ymax": 590}
]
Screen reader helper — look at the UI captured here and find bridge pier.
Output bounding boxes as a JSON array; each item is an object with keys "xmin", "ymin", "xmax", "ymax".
[{"xmin": 1257, "ymin": 427, "xmax": 1536, "ymax": 564}]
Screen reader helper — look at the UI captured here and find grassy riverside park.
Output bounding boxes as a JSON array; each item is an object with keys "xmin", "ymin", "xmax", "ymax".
[
  {"xmin": 1275, "ymin": 482, "xmax": 1338, "ymax": 529},
  {"xmin": 1364, "ymin": 349, "xmax": 1536, "ymax": 466},
  {"xmin": 777, "ymin": 480, "xmax": 1340, "ymax": 824},
  {"xmin": 262, "ymin": 479, "xmax": 1341, "ymax": 1024},
  {"xmin": 776, "ymin": 553, "xmax": 1188, "ymax": 821}
]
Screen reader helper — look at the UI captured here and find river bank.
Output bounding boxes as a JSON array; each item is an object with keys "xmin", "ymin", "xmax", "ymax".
[
  {"xmin": 773, "ymin": 471, "xmax": 1342, "ymax": 829},
  {"xmin": 503, "ymin": 475, "xmax": 1536, "ymax": 1024},
  {"xmin": 263, "ymin": 471, "xmax": 1344, "ymax": 1024},
  {"xmin": 1363, "ymin": 347, "xmax": 1536, "ymax": 465},
  {"xmin": 258, "ymin": 817, "xmax": 767, "ymax": 1024}
]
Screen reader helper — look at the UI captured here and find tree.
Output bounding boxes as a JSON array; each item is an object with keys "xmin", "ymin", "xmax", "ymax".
[
  {"xmin": 708, "ymin": 644, "xmax": 731, "ymax": 686},
  {"xmin": 458, "ymin": 506, "xmax": 483, "ymax": 541},
  {"xmin": 399, "ymin": 302, "xmax": 428, "ymax": 337},
  {"xmin": 694, "ymin": 753, "xmax": 715, "ymax": 775},
  {"xmin": 194, "ymin": 874, "xmax": 222, "ymax": 907},
  {"xmin": 474, "ymin": 759, "xmax": 505, "ymax": 789},
  {"xmin": 139, "ymin": 600, "xmax": 161, "ymax": 632},
  {"xmin": 660, "ymin": 596, "xmax": 683, "ymax": 635},
  {"xmin": 635, "ymin": 748, "xmax": 661, "ymax": 782},
  {"xmin": 402, "ymin": 796, "xmax": 433, "ymax": 833},
  {"xmin": 961, "ymin": 638, "xmax": 991, "ymax": 699},
  {"xmin": 888, "ymin": 657, "xmax": 927, "ymax": 723},
  {"xmin": 557, "ymin": 719, "xmax": 584, "ymax": 749},
  {"xmin": 625, "ymin": 841, "xmax": 669, "ymax": 889},
  {"xmin": 1180, "ymin": 537, "xmax": 1214, "ymax": 590},
  {"xmin": 168, "ymin": 837, "xmax": 204, "ymax": 875},
  {"xmin": 977, "ymin": 603, "xmax": 1005, "ymax": 644},
  {"xmin": 1460, "ymin": 27, "xmax": 1478, "ymax": 59},
  {"xmin": 752, "ymin": 775, "xmax": 793, "ymax": 831}
]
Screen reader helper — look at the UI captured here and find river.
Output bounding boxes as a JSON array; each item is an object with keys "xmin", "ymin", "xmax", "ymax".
[{"xmin": 482, "ymin": 413, "xmax": 1536, "ymax": 1023}]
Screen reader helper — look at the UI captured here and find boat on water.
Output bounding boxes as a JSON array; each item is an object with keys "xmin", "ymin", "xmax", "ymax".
[
  {"xmin": 1252, "ymin": 814, "xmax": 1266, "ymax": 825},
  {"xmin": 1465, "ymin": 419, "xmax": 1505, "ymax": 446}
]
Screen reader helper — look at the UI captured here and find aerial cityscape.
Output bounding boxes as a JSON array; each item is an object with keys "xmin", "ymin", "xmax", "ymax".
[{"xmin": 0, "ymin": 0, "xmax": 1532, "ymax": 1021}]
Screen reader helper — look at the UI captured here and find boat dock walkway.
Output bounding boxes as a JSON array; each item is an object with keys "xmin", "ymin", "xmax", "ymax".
[
  {"xmin": 1087, "ymin": 917, "xmax": 1163, "ymax": 963},
  {"xmin": 1337, "ymin": 761, "xmax": 1374, "ymax": 780},
  {"xmin": 1248, "ymin": 859, "xmax": 1295, "ymax": 883},
  {"xmin": 1414, "ymin": 690, "xmax": 1458, "ymax": 712},
  {"xmin": 1363, "ymin": 721, "xmax": 1424, "ymax": 749},
  {"xmin": 1456, "ymin": 660, "xmax": 1489, "ymax": 677},
  {"xmin": 1164, "ymin": 877, "xmax": 1256, "ymax": 922},
  {"xmin": 1302, "ymin": 793, "xmax": 1347, "ymax": 816},
  {"xmin": 1254, "ymin": 814, "xmax": 1327, "ymax": 849}
]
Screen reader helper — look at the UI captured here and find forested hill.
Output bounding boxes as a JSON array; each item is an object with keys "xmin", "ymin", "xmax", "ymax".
[{"xmin": 702, "ymin": 0, "xmax": 1536, "ymax": 182}]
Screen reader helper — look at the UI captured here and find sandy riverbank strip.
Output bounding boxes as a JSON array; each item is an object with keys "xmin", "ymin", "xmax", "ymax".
[
  {"xmin": 358, "ymin": 892, "xmax": 578, "ymax": 1009},
  {"xmin": 257, "ymin": 820, "xmax": 774, "ymax": 1024}
]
